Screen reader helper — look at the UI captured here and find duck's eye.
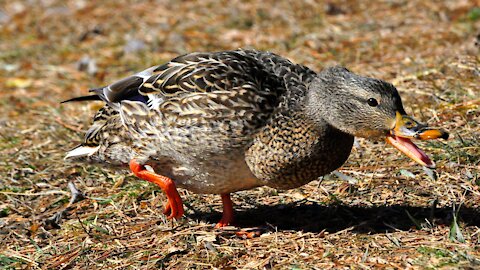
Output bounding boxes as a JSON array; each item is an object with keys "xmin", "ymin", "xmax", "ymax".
[{"xmin": 367, "ymin": 98, "xmax": 379, "ymax": 107}]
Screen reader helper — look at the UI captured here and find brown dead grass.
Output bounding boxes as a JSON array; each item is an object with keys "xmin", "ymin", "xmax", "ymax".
[{"xmin": 0, "ymin": 0, "xmax": 479, "ymax": 269}]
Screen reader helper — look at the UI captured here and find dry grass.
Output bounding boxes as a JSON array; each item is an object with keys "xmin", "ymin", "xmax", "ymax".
[{"xmin": 1, "ymin": 0, "xmax": 479, "ymax": 269}]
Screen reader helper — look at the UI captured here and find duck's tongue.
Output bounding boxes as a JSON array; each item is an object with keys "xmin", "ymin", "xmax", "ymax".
[{"xmin": 386, "ymin": 135, "xmax": 435, "ymax": 168}]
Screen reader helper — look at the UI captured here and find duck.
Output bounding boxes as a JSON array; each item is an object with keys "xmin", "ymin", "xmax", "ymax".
[{"xmin": 63, "ymin": 49, "xmax": 448, "ymax": 228}]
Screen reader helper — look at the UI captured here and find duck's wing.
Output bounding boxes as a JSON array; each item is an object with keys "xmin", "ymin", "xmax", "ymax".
[
  {"xmin": 144, "ymin": 51, "xmax": 284, "ymax": 128},
  {"xmin": 76, "ymin": 51, "xmax": 286, "ymax": 135},
  {"xmin": 65, "ymin": 50, "xmax": 317, "ymax": 154},
  {"xmin": 66, "ymin": 49, "xmax": 316, "ymax": 118},
  {"xmin": 75, "ymin": 51, "xmax": 271, "ymax": 103}
]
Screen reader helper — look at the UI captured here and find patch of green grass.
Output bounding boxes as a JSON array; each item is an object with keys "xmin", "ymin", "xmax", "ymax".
[
  {"xmin": 418, "ymin": 246, "xmax": 451, "ymax": 258},
  {"xmin": 93, "ymin": 225, "xmax": 110, "ymax": 235},
  {"xmin": 0, "ymin": 136, "xmax": 20, "ymax": 151},
  {"xmin": 94, "ymin": 197, "xmax": 114, "ymax": 205},
  {"xmin": 123, "ymin": 180, "xmax": 147, "ymax": 190},
  {"xmin": 449, "ymin": 205, "xmax": 465, "ymax": 243},
  {"xmin": 0, "ymin": 47, "xmax": 26, "ymax": 61},
  {"xmin": 123, "ymin": 181, "xmax": 151, "ymax": 199},
  {"xmin": 0, "ymin": 207, "xmax": 10, "ymax": 217},
  {"xmin": 416, "ymin": 246, "xmax": 467, "ymax": 268},
  {"xmin": 49, "ymin": 196, "xmax": 70, "ymax": 208},
  {"xmin": 0, "ymin": 186, "xmax": 28, "ymax": 193},
  {"xmin": 467, "ymin": 7, "xmax": 480, "ymax": 21},
  {"xmin": 0, "ymin": 254, "xmax": 23, "ymax": 269},
  {"xmin": 428, "ymin": 138, "xmax": 479, "ymax": 164}
]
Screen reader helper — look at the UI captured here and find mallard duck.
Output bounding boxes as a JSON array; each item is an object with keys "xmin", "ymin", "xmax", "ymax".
[{"xmin": 64, "ymin": 49, "xmax": 448, "ymax": 227}]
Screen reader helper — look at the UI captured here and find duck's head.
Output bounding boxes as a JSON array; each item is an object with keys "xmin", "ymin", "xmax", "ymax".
[{"xmin": 306, "ymin": 67, "xmax": 448, "ymax": 168}]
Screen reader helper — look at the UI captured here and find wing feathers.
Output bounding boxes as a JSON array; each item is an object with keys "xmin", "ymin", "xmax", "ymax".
[
  {"xmin": 61, "ymin": 94, "xmax": 101, "ymax": 103},
  {"xmin": 106, "ymin": 76, "xmax": 144, "ymax": 102},
  {"xmin": 64, "ymin": 49, "xmax": 315, "ymax": 143}
]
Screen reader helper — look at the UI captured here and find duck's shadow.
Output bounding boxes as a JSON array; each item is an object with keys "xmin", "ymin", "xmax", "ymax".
[{"xmin": 190, "ymin": 201, "xmax": 480, "ymax": 233}]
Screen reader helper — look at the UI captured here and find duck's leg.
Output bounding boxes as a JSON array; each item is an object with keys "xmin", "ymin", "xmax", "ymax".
[
  {"xmin": 215, "ymin": 193, "xmax": 234, "ymax": 228},
  {"xmin": 129, "ymin": 159, "xmax": 184, "ymax": 219}
]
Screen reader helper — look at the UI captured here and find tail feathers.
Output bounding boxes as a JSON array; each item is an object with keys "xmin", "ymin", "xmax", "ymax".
[
  {"xmin": 65, "ymin": 145, "xmax": 100, "ymax": 159},
  {"xmin": 62, "ymin": 82, "xmax": 148, "ymax": 105},
  {"xmin": 62, "ymin": 86, "xmax": 122, "ymax": 110}
]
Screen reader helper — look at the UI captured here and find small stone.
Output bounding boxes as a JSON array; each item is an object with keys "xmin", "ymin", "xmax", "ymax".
[
  {"xmin": 123, "ymin": 39, "xmax": 146, "ymax": 54},
  {"xmin": 76, "ymin": 55, "xmax": 97, "ymax": 76}
]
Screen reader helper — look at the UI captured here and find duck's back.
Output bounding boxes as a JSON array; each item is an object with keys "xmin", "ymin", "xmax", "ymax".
[{"xmin": 144, "ymin": 50, "xmax": 288, "ymax": 157}]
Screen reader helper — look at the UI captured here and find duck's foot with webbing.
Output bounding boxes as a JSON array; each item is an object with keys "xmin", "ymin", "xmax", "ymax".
[
  {"xmin": 129, "ymin": 159, "xmax": 184, "ymax": 219},
  {"xmin": 215, "ymin": 193, "xmax": 234, "ymax": 228}
]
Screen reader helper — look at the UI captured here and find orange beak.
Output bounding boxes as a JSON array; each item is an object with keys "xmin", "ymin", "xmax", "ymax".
[{"xmin": 386, "ymin": 112, "xmax": 448, "ymax": 168}]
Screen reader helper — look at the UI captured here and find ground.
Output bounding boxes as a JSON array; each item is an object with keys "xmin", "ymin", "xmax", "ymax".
[{"xmin": 0, "ymin": 0, "xmax": 479, "ymax": 269}]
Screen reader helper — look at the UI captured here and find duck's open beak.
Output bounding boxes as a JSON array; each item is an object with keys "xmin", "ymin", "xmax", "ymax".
[{"xmin": 386, "ymin": 112, "xmax": 449, "ymax": 168}]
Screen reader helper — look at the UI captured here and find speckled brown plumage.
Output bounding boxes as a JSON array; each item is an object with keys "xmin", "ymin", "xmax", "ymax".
[{"xmin": 246, "ymin": 111, "xmax": 353, "ymax": 190}]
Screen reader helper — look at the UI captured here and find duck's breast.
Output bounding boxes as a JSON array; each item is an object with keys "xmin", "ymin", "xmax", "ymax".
[{"xmin": 246, "ymin": 112, "xmax": 354, "ymax": 190}]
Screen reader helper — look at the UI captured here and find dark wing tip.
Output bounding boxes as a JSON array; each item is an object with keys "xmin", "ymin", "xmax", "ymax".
[
  {"xmin": 61, "ymin": 94, "xmax": 102, "ymax": 103},
  {"xmin": 105, "ymin": 76, "xmax": 144, "ymax": 103}
]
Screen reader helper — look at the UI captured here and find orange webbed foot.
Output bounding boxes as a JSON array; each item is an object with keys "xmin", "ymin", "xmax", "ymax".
[
  {"xmin": 214, "ymin": 194, "xmax": 263, "ymax": 238},
  {"xmin": 215, "ymin": 193, "xmax": 234, "ymax": 228},
  {"xmin": 129, "ymin": 159, "xmax": 184, "ymax": 219},
  {"xmin": 162, "ymin": 196, "xmax": 184, "ymax": 219}
]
